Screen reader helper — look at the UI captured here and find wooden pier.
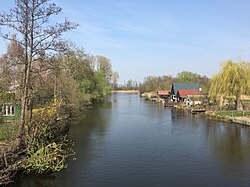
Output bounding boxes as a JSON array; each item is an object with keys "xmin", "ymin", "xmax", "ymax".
[
  {"xmin": 164, "ymin": 102, "xmax": 175, "ymax": 107},
  {"xmin": 191, "ymin": 108, "xmax": 206, "ymax": 113}
]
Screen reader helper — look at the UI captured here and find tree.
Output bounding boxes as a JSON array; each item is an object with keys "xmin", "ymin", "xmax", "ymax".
[
  {"xmin": 139, "ymin": 75, "xmax": 173, "ymax": 93},
  {"xmin": 0, "ymin": 36, "xmax": 23, "ymax": 92},
  {"xmin": 0, "ymin": 0, "xmax": 78, "ymax": 146},
  {"xmin": 175, "ymin": 71, "xmax": 201, "ymax": 83},
  {"xmin": 175, "ymin": 71, "xmax": 210, "ymax": 94},
  {"xmin": 111, "ymin": 71, "xmax": 119, "ymax": 90},
  {"xmin": 96, "ymin": 56, "xmax": 113, "ymax": 85},
  {"xmin": 209, "ymin": 60, "xmax": 250, "ymax": 110}
]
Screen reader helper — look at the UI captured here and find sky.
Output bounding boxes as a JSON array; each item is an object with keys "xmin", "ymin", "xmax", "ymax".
[{"xmin": 1, "ymin": 0, "xmax": 250, "ymax": 84}]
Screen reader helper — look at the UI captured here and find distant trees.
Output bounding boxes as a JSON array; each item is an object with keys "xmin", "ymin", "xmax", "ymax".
[
  {"xmin": 117, "ymin": 79, "xmax": 139, "ymax": 90},
  {"xmin": 138, "ymin": 71, "xmax": 210, "ymax": 94},
  {"xmin": 209, "ymin": 60, "xmax": 250, "ymax": 110},
  {"xmin": 111, "ymin": 72, "xmax": 119, "ymax": 90},
  {"xmin": 175, "ymin": 71, "xmax": 210, "ymax": 93},
  {"xmin": 175, "ymin": 71, "xmax": 200, "ymax": 83},
  {"xmin": 139, "ymin": 76, "xmax": 173, "ymax": 93}
]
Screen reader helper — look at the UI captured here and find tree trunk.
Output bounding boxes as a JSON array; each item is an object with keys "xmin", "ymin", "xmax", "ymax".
[{"xmin": 236, "ymin": 96, "xmax": 243, "ymax": 111}]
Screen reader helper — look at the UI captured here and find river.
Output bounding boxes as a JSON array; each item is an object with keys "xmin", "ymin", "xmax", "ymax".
[{"xmin": 9, "ymin": 94, "xmax": 250, "ymax": 187}]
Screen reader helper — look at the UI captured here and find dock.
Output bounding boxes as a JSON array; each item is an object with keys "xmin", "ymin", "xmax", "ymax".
[
  {"xmin": 164, "ymin": 102, "xmax": 175, "ymax": 107},
  {"xmin": 191, "ymin": 108, "xmax": 206, "ymax": 113}
]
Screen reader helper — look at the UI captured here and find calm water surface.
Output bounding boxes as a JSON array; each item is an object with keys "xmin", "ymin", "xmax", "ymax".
[{"xmin": 10, "ymin": 94, "xmax": 250, "ymax": 187}]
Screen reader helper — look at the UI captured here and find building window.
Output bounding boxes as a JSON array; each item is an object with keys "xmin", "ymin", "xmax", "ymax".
[{"xmin": 2, "ymin": 105, "xmax": 15, "ymax": 116}]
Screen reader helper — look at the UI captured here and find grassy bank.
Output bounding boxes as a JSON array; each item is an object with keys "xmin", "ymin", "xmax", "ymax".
[{"xmin": 216, "ymin": 110, "xmax": 250, "ymax": 117}]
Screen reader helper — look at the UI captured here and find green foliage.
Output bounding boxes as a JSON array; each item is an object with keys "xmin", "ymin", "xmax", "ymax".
[
  {"xmin": 139, "ymin": 76, "xmax": 173, "ymax": 93},
  {"xmin": 0, "ymin": 123, "xmax": 18, "ymax": 141},
  {"xmin": 175, "ymin": 71, "xmax": 200, "ymax": 83},
  {"xmin": 0, "ymin": 93, "xmax": 15, "ymax": 104},
  {"xmin": 20, "ymin": 105, "xmax": 75, "ymax": 174},
  {"xmin": 21, "ymin": 136, "xmax": 74, "ymax": 174},
  {"xmin": 175, "ymin": 71, "xmax": 210, "ymax": 94},
  {"xmin": 209, "ymin": 60, "xmax": 250, "ymax": 109}
]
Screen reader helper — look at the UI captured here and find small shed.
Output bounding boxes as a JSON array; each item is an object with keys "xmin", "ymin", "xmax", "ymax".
[{"xmin": 185, "ymin": 95, "xmax": 206, "ymax": 106}]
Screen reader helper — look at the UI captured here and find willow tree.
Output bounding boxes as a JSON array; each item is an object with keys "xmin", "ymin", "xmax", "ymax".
[
  {"xmin": 0, "ymin": 0, "xmax": 78, "ymax": 146},
  {"xmin": 209, "ymin": 60, "xmax": 250, "ymax": 110}
]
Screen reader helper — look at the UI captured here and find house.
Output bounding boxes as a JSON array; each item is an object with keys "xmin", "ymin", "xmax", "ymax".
[
  {"xmin": 185, "ymin": 95, "xmax": 207, "ymax": 106},
  {"xmin": 177, "ymin": 89, "xmax": 201, "ymax": 102},
  {"xmin": 170, "ymin": 83, "xmax": 200, "ymax": 102},
  {"xmin": 157, "ymin": 90, "xmax": 170, "ymax": 99}
]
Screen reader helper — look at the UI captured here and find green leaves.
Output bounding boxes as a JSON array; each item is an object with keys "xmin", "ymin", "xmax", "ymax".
[
  {"xmin": 209, "ymin": 60, "xmax": 250, "ymax": 109},
  {"xmin": 22, "ymin": 136, "xmax": 75, "ymax": 174}
]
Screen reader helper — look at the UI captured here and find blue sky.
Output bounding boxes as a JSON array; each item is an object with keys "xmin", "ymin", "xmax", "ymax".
[{"xmin": 1, "ymin": 0, "xmax": 250, "ymax": 83}]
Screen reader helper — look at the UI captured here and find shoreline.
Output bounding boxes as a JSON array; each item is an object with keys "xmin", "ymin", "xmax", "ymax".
[
  {"xmin": 112, "ymin": 90, "xmax": 139, "ymax": 94},
  {"xmin": 175, "ymin": 105, "xmax": 250, "ymax": 126}
]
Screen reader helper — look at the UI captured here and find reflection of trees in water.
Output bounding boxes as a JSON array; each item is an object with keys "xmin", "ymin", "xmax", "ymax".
[
  {"xmin": 171, "ymin": 108, "xmax": 189, "ymax": 122},
  {"xmin": 171, "ymin": 108, "xmax": 196, "ymax": 127},
  {"xmin": 10, "ymin": 97, "xmax": 113, "ymax": 187},
  {"xmin": 9, "ymin": 174, "xmax": 58, "ymax": 187},
  {"xmin": 205, "ymin": 120, "xmax": 250, "ymax": 168},
  {"xmin": 171, "ymin": 109, "xmax": 250, "ymax": 169}
]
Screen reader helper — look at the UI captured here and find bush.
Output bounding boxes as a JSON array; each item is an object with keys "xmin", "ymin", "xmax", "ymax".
[{"xmin": 21, "ymin": 136, "xmax": 74, "ymax": 174}]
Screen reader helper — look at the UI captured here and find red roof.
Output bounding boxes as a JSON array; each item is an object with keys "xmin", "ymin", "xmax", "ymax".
[
  {"xmin": 157, "ymin": 90, "xmax": 170, "ymax": 95},
  {"xmin": 178, "ymin": 89, "xmax": 201, "ymax": 97}
]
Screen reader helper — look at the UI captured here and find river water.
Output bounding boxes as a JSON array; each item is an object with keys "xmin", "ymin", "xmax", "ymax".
[{"xmin": 10, "ymin": 94, "xmax": 250, "ymax": 187}]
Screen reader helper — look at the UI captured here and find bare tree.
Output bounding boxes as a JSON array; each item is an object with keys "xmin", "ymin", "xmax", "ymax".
[
  {"xmin": 0, "ymin": 0, "xmax": 78, "ymax": 146},
  {"xmin": 111, "ymin": 71, "xmax": 119, "ymax": 90}
]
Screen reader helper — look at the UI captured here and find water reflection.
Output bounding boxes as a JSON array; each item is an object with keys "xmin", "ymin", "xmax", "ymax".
[
  {"xmin": 206, "ymin": 121, "xmax": 250, "ymax": 168},
  {"xmin": 172, "ymin": 109, "xmax": 250, "ymax": 170},
  {"xmin": 9, "ymin": 94, "xmax": 250, "ymax": 187}
]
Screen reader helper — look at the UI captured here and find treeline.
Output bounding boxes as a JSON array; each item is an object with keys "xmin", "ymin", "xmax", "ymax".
[
  {"xmin": 139, "ymin": 71, "xmax": 210, "ymax": 93},
  {"xmin": 117, "ymin": 79, "xmax": 139, "ymax": 90},
  {"xmin": 0, "ymin": 39, "xmax": 117, "ymax": 110}
]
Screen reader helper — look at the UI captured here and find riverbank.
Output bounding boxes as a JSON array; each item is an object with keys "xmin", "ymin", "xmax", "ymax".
[
  {"xmin": 205, "ymin": 110, "xmax": 250, "ymax": 126},
  {"xmin": 112, "ymin": 90, "xmax": 139, "ymax": 94},
  {"xmin": 0, "ymin": 105, "xmax": 73, "ymax": 185},
  {"xmin": 177, "ymin": 104, "xmax": 250, "ymax": 126}
]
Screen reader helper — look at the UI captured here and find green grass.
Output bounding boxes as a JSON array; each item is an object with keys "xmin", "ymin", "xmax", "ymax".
[
  {"xmin": 216, "ymin": 111, "xmax": 250, "ymax": 117},
  {"xmin": 0, "ymin": 122, "xmax": 18, "ymax": 141}
]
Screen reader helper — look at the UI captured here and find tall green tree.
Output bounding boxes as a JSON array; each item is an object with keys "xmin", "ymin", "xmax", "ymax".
[
  {"xmin": 175, "ymin": 71, "xmax": 201, "ymax": 83},
  {"xmin": 96, "ymin": 56, "xmax": 113, "ymax": 85},
  {"xmin": 209, "ymin": 60, "xmax": 250, "ymax": 110}
]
